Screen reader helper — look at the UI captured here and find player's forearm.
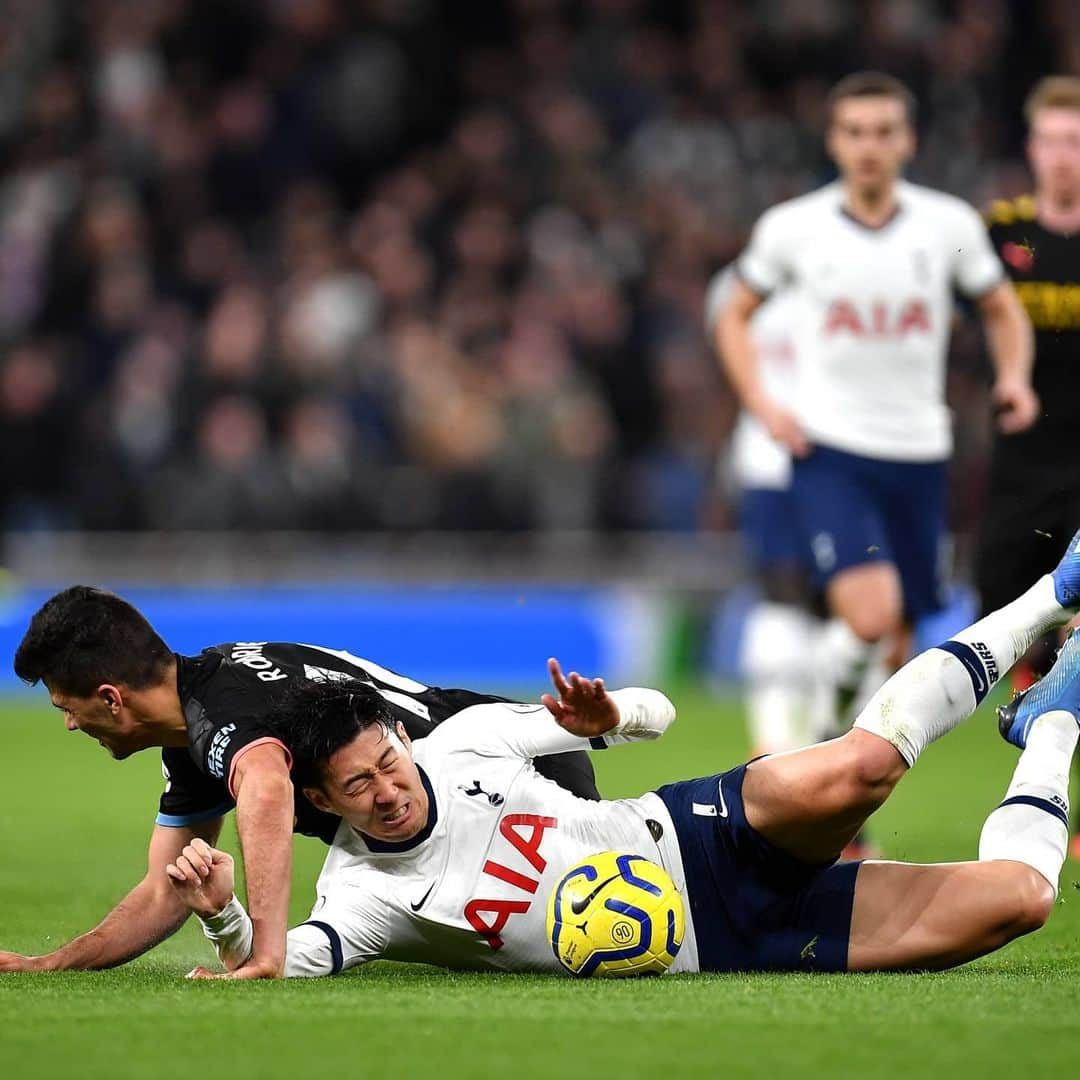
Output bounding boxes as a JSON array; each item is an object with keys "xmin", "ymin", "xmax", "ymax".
[
  {"xmin": 984, "ymin": 291, "xmax": 1034, "ymax": 384},
  {"xmin": 234, "ymin": 775, "xmax": 294, "ymax": 975},
  {"xmin": 33, "ymin": 878, "xmax": 190, "ymax": 971},
  {"xmin": 198, "ymin": 900, "xmax": 333, "ymax": 977},
  {"xmin": 716, "ymin": 309, "xmax": 767, "ymax": 414},
  {"xmin": 505, "ymin": 689, "xmax": 676, "ymax": 758},
  {"xmin": 604, "ymin": 687, "xmax": 676, "ymax": 743},
  {"xmin": 199, "ymin": 895, "xmax": 254, "ymax": 971}
]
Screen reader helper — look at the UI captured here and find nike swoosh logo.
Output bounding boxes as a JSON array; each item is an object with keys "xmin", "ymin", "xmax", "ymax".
[
  {"xmin": 717, "ymin": 778, "xmax": 728, "ymax": 818},
  {"xmin": 410, "ymin": 881, "xmax": 436, "ymax": 912},
  {"xmin": 570, "ymin": 873, "xmax": 621, "ymax": 916}
]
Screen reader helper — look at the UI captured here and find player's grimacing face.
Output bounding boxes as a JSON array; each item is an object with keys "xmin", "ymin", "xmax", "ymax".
[
  {"xmin": 827, "ymin": 97, "xmax": 914, "ymax": 191},
  {"xmin": 47, "ymin": 683, "xmax": 142, "ymax": 759},
  {"xmin": 1028, "ymin": 108, "xmax": 1080, "ymax": 201},
  {"xmin": 314, "ymin": 723, "xmax": 429, "ymax": 842}
]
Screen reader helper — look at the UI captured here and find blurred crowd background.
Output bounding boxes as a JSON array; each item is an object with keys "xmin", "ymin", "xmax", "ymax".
[{"xmin": 0, "ymin": 0, "xmax": 1073, "ymax": 537}]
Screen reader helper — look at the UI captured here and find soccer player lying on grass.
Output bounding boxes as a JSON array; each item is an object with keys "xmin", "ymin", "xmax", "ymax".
[
  {"xmin": 171, "ymin": 533, "xmax": 1080, "ymax": 976},
  {"xmin": 0, "ymin": 589, "xmax": 598, "ymax": 979}
]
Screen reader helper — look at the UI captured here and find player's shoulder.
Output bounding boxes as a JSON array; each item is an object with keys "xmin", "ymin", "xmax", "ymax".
[
  {"xmin": 756, "ymin": 182, "xmax": 841, "ymax": 229},
  {"xmin": 983, "ymin": 193, "xmax": 1038, "ymax": 230},
  {"xmin": 900, "ymin": 180, "xmax": 980, "ymax": 221}
]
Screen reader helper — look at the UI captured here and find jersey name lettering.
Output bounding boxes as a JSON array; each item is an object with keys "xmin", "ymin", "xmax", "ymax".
[
  {"xmin": 823, "ymin": 298, "xmax": 931, "ymax": 338},
  {"xmin": 464, "ymin": 813, "xmax": 558, "ymax": 949},
  {"xmin": 230, "ymin": 643, "xmax": 288, "ymax": 682}
]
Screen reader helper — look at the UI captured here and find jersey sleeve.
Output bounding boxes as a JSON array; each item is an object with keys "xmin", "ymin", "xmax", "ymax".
[
  {"xmin": 184, "ymin": 670, "xmax": 293, "ymax": 800},
  {"xmin": 438, "ymin": 688, "xmax": 676, "ymax": 761},
  {"xmin": 949, "ymin": 201, "xmax": 1005, "ymax": 298},
  {"xmin": 737, "ymin": 206, "xmax": 792, "ymax": 297},
  {"xmin": 157, "ymin": 748, "xmax": 234, "ymax": 828},
  {"xmin": 198, "ymin": 882, "xmax": 390, "ymax": 978}
]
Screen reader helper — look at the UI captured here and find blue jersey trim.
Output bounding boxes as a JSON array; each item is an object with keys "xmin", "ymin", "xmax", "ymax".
[
  {"xmin": 155, "ymin": 802, "xmax": 234, "ymax": 828},
  {"xmin": 302, "ymin": 920, "xmax": 344, "ymax": 974}
]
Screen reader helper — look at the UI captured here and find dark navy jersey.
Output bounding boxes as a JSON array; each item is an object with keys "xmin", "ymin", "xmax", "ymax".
[{"xmin": 159, "ymin": 642, "xmax": 598, "ymax": 843}]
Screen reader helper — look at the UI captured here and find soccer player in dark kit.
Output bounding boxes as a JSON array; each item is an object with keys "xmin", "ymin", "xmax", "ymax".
[{"xmin": 978, "ymin": 76, "xmax": 1080, "ymax": 684}]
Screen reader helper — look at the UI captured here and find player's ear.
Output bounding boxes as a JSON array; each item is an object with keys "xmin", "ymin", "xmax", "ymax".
[
  {"xmin": 97, "ymin": 683, "xmax": 123, "ymax": 716},
  {"xmin": 395, "ymin": 721, "xmax": 413, "ymax": 754},
  {"xmin": 303, "ymin": 784, "xmax": 334, "ymax": 814}
]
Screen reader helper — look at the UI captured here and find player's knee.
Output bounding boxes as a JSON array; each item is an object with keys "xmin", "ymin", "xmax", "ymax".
[
  {"xmin": 843, "ymin": 606, "xmax": 899, "ymax": 645},
  {"xmin": 845, "ymin": 731, "xmax": 906, "ymax": 800}
]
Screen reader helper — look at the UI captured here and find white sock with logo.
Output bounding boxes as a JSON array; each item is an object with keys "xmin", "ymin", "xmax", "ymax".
[
  {"xmin": 854, "ymin": 575, "xmax": 1068, "ymax": 766},
  {"xmin": 979, "ymin": 710, "xmax": 1076, "ymax": 894}
]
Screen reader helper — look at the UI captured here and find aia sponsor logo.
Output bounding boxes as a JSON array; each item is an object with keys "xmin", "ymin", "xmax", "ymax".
[{"xmin": 823, "ymin": 298, "xmax": 931, "ymax": 338}]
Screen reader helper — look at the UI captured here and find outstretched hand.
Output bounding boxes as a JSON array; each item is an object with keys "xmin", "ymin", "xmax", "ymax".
[
  {"xmin": 0, "ymin": 951, "xmax": 44, "ymax": 973},
  {"xmin": 541, "ymin": 658, "xmax": 620, "ymax": 738}
]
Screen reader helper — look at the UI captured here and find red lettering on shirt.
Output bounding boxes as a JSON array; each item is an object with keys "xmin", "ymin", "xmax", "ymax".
[
  {"xmin": 464, "ymin": 899, "xmax": 531, "ymax": 950},
  {"xmin": 498, "ymin": 814, "xmax": 558, "ymax": 875}
]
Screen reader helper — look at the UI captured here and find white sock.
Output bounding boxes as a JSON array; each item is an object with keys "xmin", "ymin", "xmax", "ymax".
[
  {"xmin": 741, "ymin": 603, "xmax": 818, "ymax": 753},
  {"xmin": 854, "ymin": 575, "xmax": 1068, "ymax": 765},
  {"xmin": 816, "ymin": 618, "xmax": 878, "ymax": 739},
  {"xmin": 979, "ymin": 710, "xmax": 1076, "ymax": 894},
  {"xmin": 820, "ymin": 617, "xmax": 876, "ymax": 696}
]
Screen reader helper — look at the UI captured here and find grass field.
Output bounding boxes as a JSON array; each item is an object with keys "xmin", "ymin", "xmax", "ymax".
[{"xmin": 3, "ymin": 686, "xmax": 1080, "ymax": 1079}]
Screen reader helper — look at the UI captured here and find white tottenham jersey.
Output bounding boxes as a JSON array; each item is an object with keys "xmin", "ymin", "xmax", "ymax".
[
  {"xmin": 738, "ymin": 179, "xmax": 1003, "ymax": 462},
  {"xmin": 705, "ymin": 266, "xmax": 801, "ymax": 490},
  {"xmin": 202, "ymin": 690, "xmax": 700, "ymax": 977}
]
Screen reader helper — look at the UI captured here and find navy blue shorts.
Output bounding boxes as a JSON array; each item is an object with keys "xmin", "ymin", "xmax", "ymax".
[
  {"xmin": 739, "ymin": 487, "xmax": 809, "ymax": 573},
  {"xmin": 790, "ymin": 444, "xmax": 948, "ymax": 619},
  {"xmin": 655, "ymin": 763, "xmax": 861, "ymax": 973}
]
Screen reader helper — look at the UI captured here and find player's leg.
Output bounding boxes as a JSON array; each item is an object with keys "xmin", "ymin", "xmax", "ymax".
[
  {"xmin": 740, "ymin": 530, "xmax": 1080, "ymax": 862},
  {"xmin": 846, "ymin": 859, "xmax": 1053, "ymax": 971},
  {"xmin": 739, "ymin": 487, "xmax": 819, "ymax": 755},
  {"xmin": 790, "ymin": 447, "xmax": 903, "ymax": 731},
  {"xmin": 847, "ymin": 698, "xmax": 1078, "ymax": 970}
]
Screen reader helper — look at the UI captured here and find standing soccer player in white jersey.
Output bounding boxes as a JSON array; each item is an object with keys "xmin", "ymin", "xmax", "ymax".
[
  {"xmin": 705, "ymin": 268, "xmax": 821, "ymax": 756},
  {"xmin": 172, "ymin": 532, "xmax": 1080, "ymax": 977},
  {"xmin": 718, "ymin": 71, "xmax": 1037, "ymax": 740}
]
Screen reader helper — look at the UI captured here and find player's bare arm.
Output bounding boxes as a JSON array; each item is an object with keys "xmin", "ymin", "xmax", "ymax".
[
  {"xmin": 0, "ymin": 819, "xmax": 222, "ymax": 973},
  {"xmin": 225, "ymin": 743, "xmax": 294, "ymax": 980},
  {"xmin": 978, "ymin": 280, "xmax": 1038, "ymax": 434},
  {"xmin": 716, "ymin": 279, "xmax": 809, "ymax": 456}
]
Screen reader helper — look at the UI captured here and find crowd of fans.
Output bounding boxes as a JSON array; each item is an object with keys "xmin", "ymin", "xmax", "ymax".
[{"xmin": 0, "ymin": 0, "xmax": 1070, "ymax": 533}]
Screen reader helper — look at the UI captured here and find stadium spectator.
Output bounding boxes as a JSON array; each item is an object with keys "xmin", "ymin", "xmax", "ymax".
[{"xmin": 0, "ymin": 1, "xmax": 1065, "ymax": 535}]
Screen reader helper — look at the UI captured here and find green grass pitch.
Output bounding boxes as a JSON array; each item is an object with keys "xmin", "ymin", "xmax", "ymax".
[{"xmin": 3, "ymin": 687, "xmax": 1080, "ymax": 1079}]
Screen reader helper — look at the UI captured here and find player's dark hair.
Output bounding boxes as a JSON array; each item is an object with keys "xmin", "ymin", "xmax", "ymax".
[
  {"xmin": 14, "ymin": 586, "xmax": 173, "ymax": 696},
  {"xmin": 268, "ymin": 678, "xmax": 394, "ymax": 789},
  {"xmin": 827, "ymin": 71, "xmax": 917, "ymax": 126}
]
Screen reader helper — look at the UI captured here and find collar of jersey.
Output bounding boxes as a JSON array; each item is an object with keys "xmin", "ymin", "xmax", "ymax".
[
  {"xmin": 356, "ymin": 764, "xmax": 438, "ymax": 854},
  {"xmin": 838, "ymin": 200, "xmax": 905, "ymax": 232}
]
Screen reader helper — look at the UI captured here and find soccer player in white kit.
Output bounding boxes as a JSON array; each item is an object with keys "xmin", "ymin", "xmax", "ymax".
[
  {"xmin": 705, "ymin": 269, "xmax": 821, "ymax": 756},
  {"xmin": 170, "ymin": 531, "xmax": 1080, "ymax": 976},
  {"xmin": 718, "ymin": 71, "xmax": 1037, "ymax": 739}
]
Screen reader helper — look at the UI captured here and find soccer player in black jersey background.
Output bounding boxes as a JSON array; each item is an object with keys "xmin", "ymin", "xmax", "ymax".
[
  {"xmin": 0, "ymin": 586, "xmax": 598, "ymax": 978},
  {"xmin": 978, "ymin": 77, "xmax": 1080, "ymax": 689}
]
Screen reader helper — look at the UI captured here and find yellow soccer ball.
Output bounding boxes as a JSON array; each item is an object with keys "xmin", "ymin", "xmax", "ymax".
[{"xmin": 547, "ymin": 851, "xmax": 685, "ymax": 977}]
